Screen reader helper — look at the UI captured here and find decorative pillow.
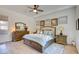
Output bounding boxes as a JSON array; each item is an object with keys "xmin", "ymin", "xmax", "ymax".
[{"xmin": 43, "ymin": 31, "xmax": 54, "ymax": 38}]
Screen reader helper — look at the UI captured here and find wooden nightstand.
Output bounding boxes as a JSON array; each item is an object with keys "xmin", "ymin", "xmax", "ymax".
[{"xmin": 56, "ymin": 35, "xmax": 67, "ymax": 45}]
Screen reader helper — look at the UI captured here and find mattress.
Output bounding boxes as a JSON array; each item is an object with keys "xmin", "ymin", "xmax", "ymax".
[{"xmin": 23, "ymin": 34, "xmax": 54, "ymax": 47}]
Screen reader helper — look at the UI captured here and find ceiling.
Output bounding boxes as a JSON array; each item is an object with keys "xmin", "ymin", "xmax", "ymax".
[{"xmin": 0, "ymin": 5, "xmax": 75, "ymax": 18}]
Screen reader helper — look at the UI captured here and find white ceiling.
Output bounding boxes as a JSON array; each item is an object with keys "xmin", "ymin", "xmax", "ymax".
[{"xmin": 0, "ymin": 5, "xmax": 75, "ymax": 18}]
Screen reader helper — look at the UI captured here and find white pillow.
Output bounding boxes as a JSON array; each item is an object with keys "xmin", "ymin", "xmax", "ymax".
[{"xmin": 43, "ymin": 31, "xmax": 54, "ymax": 38}]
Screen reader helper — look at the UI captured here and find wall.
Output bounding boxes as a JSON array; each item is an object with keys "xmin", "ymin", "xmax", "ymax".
[
  {"xmin": 0, "ymin": 8, "xmax": 36, "ymax": 43},
  {"xmin": 75, "ymin": 6, "xmax": 79, "ymax": 53},
  {"xmin": 35, "ymin": 7, "xmax": 76, "ymax": 44}
]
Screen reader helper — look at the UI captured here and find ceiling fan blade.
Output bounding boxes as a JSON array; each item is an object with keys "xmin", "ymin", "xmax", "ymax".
[
  {"xmin": 36, "ymin": 5, "xmax": 39, "ymax": 8},
  {"xmin": 28, "ymin": 6, "xmax": 33, "ymax": 9},
  {"xmin": 28, "ymin": 5, "xmax": 43, "ymax": 14},
  {"xmin": 37, "ymin": 9, "xmax": 44, "ymax": 12}
]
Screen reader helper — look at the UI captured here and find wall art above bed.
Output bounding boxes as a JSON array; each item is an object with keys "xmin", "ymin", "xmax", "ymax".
[
  {"xmin": 44, "ymin": 19, "xmax": 51, "ymax": 27},
  {"xmin": 58, "ymin": 16, "xmax": 68, "ymax": 24},
  {"xmin": 40, "ymin": 18, "xmax": 58, "ymax": 28},
  {"xmin": 40, "ymin": 20, "xmax": 45, "ymax": 27},
  {"xmin": 51, "ymin": 18, "xmax": 58, "ymax": 27}
]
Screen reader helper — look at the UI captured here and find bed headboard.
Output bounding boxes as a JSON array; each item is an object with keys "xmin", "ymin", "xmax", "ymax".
[{"xmin": 40, "ymin": 27, "xmax": 56, "ymax": 37}]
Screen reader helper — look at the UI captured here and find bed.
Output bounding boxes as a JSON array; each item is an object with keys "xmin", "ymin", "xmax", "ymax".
[{"xmin": 23, "ymin": 27, "xmax": 56, "ymax": 53}]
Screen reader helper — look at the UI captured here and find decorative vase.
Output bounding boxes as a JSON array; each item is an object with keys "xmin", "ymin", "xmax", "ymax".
[{"xmin": 60, "ymin": 30, "xmax": 63, "ymax": 35}]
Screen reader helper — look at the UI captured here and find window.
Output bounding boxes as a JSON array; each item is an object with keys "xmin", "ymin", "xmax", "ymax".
[
  {"xmin": 0, "ymin": 15, "xmax": 8, "ymax": 34},
  {"xmin": 0, "ymin": 20, "xmax": 8, "ymax": 30}
]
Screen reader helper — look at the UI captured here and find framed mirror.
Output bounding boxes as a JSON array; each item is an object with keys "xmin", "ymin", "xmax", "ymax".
[{"xmin": 15, "ymin": 22, "xmax": 26, "ymax": 31}]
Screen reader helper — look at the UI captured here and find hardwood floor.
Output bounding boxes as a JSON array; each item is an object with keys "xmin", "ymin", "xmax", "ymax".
[
  {"xmin": 0, "ymin": 40, "xmax": 78, "ymax": 54},
  {"xmin": 64, "ymin": 45, "xmax": 78, "ymax": 54},
  {"xmin": 0, "ymin": 41, "xmax": 40, "ymax": 54}
]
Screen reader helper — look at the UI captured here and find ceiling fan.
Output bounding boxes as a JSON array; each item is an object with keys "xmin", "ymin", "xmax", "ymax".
[{"xmin": 28, "ymin": 5, "xmax": 44, "ymax": 14}]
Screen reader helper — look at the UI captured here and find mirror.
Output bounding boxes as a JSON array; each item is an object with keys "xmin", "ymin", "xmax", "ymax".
[{"xmin": 15, "ymin": 22, "xmax": 26, "ymax": 31}]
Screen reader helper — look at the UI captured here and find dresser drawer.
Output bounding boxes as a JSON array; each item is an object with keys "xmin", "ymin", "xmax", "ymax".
[{"xmin": 12, "ymin": 31, "xmax": 29, "ymax": 42}]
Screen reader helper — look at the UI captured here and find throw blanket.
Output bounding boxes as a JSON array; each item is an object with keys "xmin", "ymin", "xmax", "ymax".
[{"xmin": 43, "ymin": 43, "xmax": 64, "ymax": 54}]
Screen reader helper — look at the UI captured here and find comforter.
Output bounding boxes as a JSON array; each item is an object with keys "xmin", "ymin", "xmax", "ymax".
[{"xmin": 23, "ymin": 34, "xmax": 54, "ymax": 47}]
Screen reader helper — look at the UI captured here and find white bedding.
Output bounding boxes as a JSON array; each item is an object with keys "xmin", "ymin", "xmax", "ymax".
[
  {"xmin": 23, "ymin": 34, "xmax": 54, "ymax": 47},
  {"xmin": 43, "ymin": 43, "xmax": 64, "ymax": 54}
]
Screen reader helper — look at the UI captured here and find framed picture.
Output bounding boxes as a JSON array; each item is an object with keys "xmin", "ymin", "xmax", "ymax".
[
  {"xmin": 58, "ymin": 16, "xmax": 67, "ymax": 24},
  {"xmin": 76, "ymin": 18, "xmax": 79, "ymax": 30},
  {"xmin": 40, "ymin": 20, "xmax": 45, "ymax": 27},
  {"xmin": 51, "ymin": 18, "xmax": 58, "ymax": 27},
  {"xmin": 44, "ymin": 19, "xmax": 51, "ymax": 27}
]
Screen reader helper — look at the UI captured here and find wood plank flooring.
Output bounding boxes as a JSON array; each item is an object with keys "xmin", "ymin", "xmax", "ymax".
[{"xmin": 0, "ymin": 40, "xmax": 78, "ymax": 54}]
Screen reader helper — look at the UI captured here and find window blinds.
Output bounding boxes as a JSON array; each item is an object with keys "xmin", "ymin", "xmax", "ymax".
[{"xmin": 0, "ymin": 15, "xmax": 8, "ymax": 34}]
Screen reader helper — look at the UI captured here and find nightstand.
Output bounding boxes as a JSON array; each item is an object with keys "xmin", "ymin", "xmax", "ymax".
[{"xmin": 56, "ymin": 35, "xmax": 67, "ymax": 45}]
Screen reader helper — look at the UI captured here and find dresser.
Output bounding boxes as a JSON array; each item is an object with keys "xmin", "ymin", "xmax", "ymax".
[
  {"xmin": 12, "ymin": 31, "xmax": 29, "ymax": 42},
  {"xmin": 56, "ymin": 35, "xmax": 67, "ymax": 45}
]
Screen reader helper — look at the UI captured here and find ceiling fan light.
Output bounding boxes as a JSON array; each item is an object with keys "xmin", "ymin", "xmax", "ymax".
[{"xmin": 33, "ymin": 9, "xmax": 37, "ymax": 12}]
